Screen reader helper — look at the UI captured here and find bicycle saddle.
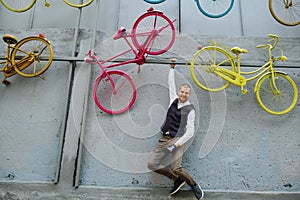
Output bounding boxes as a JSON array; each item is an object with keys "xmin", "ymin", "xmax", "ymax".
[
  {"xmin": 113, "ymin": 27, "xmax": 126, "ymax": 40},
  {"xmin": 230, "ymin": 47, "xmax": 247, "ymax": 54},
  {"xmin": 2, "ymin": 34, "xmax": 18, "ymax": 44}
]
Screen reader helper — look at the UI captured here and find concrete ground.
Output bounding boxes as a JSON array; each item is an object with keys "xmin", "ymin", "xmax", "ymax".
[{"xmin": 1, "ymin": 182, "xmax": 300, "ymax": 200}]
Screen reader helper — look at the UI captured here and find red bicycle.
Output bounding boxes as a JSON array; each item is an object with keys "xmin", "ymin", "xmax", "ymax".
[{"xmin": 85, "ymin": 7, "xmax": 176, "ymax": 114}]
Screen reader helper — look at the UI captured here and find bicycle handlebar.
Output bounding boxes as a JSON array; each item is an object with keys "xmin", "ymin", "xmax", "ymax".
[
  {"xmin": 267, "ymin": 34, "xmax": 278, "ymax": 50},
  {"xmin": 256, "ymin": 34, "xmax": 278, "ymax": 51},
  {"xmin": 84, "ymin": 50, "xmax": 97, "ymax": 63}
]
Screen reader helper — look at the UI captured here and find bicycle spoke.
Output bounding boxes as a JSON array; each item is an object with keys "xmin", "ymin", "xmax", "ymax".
[
  {"xmin": 256, "ymin": 73, "xmax": 297, "ymax": 114},
  {"xmin": 94, "ymin": 71, "xmax": 136, "ymax": 114},
  {"xmin": 153, "ymin": 15, "xmax": 158, "ymax": 29},
  {"xmin": 32, "ymin": 59, "xmax": 37, "ymax": 74},
  {"xmin": 12, "ymin": 36, "xmax": 53, "ymax": 78},
  {"xmin": 190, "ymin": 46, "xmax": 235, "ymax": 91},
  {"xmin": 196, "ymin": 0, "xmax": 234, "ymax": 18},
  {"xmin": 21, "ymin": 41, "xmax": 48, "ymax": 74},
  {"xmin": 269, "ymin": 0, "xmax": 300, "ymax": 26},
  {"xmin": 132, "ymin": 11, "xmax": 175, "ymax": 55},
  {"xmin": 112, "ymin": 78, "xmax": 133, "ymax": 110},
  {"xmin": 194, "ymin": 64, "xmax": 223, "ymax": 89},
  {"xmin": 260, "ymin": 83, "xmax": 274, "ymax": 94}
]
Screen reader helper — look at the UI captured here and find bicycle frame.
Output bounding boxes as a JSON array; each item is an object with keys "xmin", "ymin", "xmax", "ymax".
[
  {"xmin": 215, "ymin": 39, "xmax": 281, "ymax": 89},
  {"xmin": 190, "ymin": 34, "xmax": 297, "ymax": 115},
  {"xmin": 0, "ymin": 45, "xmax": 30, "ymax": 77},
  {"xmin": 85, "ymin": 8, "xmax": 176, "ymax": 114},
  {"xmin": 217, "ymin": 53, "xmax": 273, "ymax": 86},
  {"xmin": 0, "ymin": 35, "xmax": 52, "ymax": 87},
  {"xmin": 87, "ymin": 31, "xmax": 157, "ymax": 92},
  {"xmin": 1, "ymin": 42, "xmax": 49, "ymax": 78},
  {"xmin": 98, "ymin": 33, "xmax": 151, "ymax": 69},
  {"xmin": 215, "ymin": 44, "xmax": 285, "ymax": 96},
  {"xmin": 85, "ymin": 18, "xmax": 175, "ymax": 73}
]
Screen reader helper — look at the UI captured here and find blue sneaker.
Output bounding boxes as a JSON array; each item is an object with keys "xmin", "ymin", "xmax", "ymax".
[
  {"xmin": 169, "ymin": 176, "xmax": 185, "ymax": 195},
  {"xmin": 192, "ymin": 183, "xmax": 204, "ymax": 199}
]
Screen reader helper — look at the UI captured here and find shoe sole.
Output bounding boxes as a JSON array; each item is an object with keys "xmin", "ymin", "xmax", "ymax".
[
  {"xmin": 170, "ymin": 181, "xmax": 186, "ymax": 195},
  {"xmin": 195, "ymin": 184, "xmax": 204, "ymax": 200},
  {"xmin": 200, "ymin": 186, "xmax": 204, "ymax": 199}
]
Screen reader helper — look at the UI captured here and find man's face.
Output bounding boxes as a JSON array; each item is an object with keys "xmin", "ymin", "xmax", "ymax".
[{"xmin": 178, "ymin": 86, "xmax": 191, "ymax": 103}]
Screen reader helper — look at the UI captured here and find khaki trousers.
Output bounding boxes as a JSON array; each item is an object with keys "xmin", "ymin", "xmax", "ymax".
[{"xmin": 147, "ymin": 135, "xmax": 196, "ymax": 186}]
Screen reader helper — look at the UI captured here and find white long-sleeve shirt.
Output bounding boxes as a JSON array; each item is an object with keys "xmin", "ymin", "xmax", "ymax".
[{"xmin": 168, "ymin": 68, "xmax": 195, "ymax": 146}]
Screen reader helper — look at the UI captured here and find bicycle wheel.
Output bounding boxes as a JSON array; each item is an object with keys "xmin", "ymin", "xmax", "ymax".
[
  {"xmin": 190, "ymin": 46, "xmax": 235, "ymax": 92},
  {"xmin": 93, "ymin": 70, "xmax": 137, "ymax": 115},
  {"xmin": 143, "ymin": 0, "xmax": 166, "ymax": 4},
  {"xmin": 256, "ymin": 72, "xmax": 298, "ymax": 115},
  {"xmin": 11, "ymin": 36, "xmax": 53, "ymax": 77},
  {"xmin": 1, "ymin": 0, "xmax": 36, "ymax": 12},
  {"xmin": 131, "ymin": 11, "xmax": 175, "ymax": 55},
  {"xmin": 63, "ymin": 0, "xmax": 94, "ymax": 8},
  {"xmin": 195, "ymin": 0, "xmax": 234, "ymax": 18},
  {"xmin": 269, "ymin": 0, "xmax": 300, "ymax": 26}
]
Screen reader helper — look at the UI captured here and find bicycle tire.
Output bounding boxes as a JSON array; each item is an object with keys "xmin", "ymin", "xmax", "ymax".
[
  {"xmin": 63, "ymin": 0, "xmax": 94, "ymax": 8},
  {"xmin": 0, "ymin": 0, "xmax": 36, "ymax": 12},
  {"xmin": 11, "ymin": 36, "xmax": 53, "ymax": 77},
  {"xmin": 190, "ymin": 46, "xmax": 235, "ymax": 92},
  {"xmin": 255, "ymin": 72, "xmax": 298, "ymax": 115},
  {"xmin": 195, "ymin": 0, "xmax": 234, "ymax": 18},
  {"xmin": 131, "ymin": 11, "xmax": 176, "ymax": 55},
  {"xmin": 143, "ymin": 0, "xmax": 166, "ymax": 4},
  {"xmin": 93, "ymin": 70, "xmax": 137, "ymax": 115},
  {"xmin": 269, "ymin": 0, "xmax": 300, "ymax": 26}
]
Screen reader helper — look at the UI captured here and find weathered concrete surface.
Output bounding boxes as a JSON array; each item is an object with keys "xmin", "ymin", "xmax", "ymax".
[
  {"xmin": 80, "ymin": 63, "xmax": 300, "ymax": 191},
  {"xmin": 1, "ymin": 1, "xmax": 300, "ymax": 200},
  {"xmin": 1, "ymin": 0, "xmax": 300, "ymax": 37},
  {"xmin": 77, "ymin": 31, "xmax": 300, "ymax": 192},
  {"xmin": 0, "ymin": 27, "xmax": 299, "ymax": 200},
  {"xmin": 0, "ymin": 29, "xmax": 75, "ymax": 184}
]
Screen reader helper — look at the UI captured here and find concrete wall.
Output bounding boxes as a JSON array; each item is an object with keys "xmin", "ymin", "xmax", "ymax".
[
  {"xmin": 1, "ymin": 0, "xmax": 300, "ymax": 36},
  {"xmin": 0, "ymin": 0, "xmax": 300, "ymax": 198}
]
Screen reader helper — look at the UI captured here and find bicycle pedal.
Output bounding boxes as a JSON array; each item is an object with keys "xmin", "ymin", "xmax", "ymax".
[
  {"xmin": 242, "ymin": 89, "xmax": 248, "ymax": 94},
  {"xmin": 2, "ymin": 80, "xmax": 10, "ymax": 85},
  {"xmin": 39, "ymin": 75, "xmax": 46, "ymax": 80}
]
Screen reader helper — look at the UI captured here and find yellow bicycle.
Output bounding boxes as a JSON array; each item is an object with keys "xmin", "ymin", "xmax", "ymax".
[
  {"xmin": 0, "ymin": 34, "xmax": 53, "ymax": 85},
  {"xmin": 190, "ymin": 34, "xmax": 298, "ymax": 115},
  {"xmin": 269, "ymin": 0, "xmax": 300, "ymax": 26},
  {"xmin": 0, "ymin": 0, "xmax": 94, "ymax": 12}
]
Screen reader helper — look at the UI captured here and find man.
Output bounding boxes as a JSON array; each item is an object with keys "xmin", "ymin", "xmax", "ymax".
[{"xmin": 147, "ymin": 59, "xmax": 204, "ymax": 199}]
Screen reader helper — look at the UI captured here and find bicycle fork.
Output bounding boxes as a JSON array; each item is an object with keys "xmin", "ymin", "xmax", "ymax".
[
  {"xmin": 285, "ymin": 0, "xmax": 293, "ymax": 8},
  {"xmin": 263, "ymin": 48, "xmax": 281, "ymax": 95},
  {"xmin": 254, "ymin": 71, "xmax": 282, "ymax": 98}
]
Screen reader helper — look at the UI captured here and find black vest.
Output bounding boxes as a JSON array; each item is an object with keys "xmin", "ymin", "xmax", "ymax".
[{"xmin": 161, "ymin": 98, "xmax": 194, "ymax": 137}]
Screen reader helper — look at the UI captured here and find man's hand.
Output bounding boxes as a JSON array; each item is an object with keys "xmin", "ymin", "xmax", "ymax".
[
  {"xmin": 167, "ymin": 144, "xmax": 177, "ymax": 152},
  {"xmin": 170, "ymin": 58, "xmax": 176, "ymax": 69}
]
